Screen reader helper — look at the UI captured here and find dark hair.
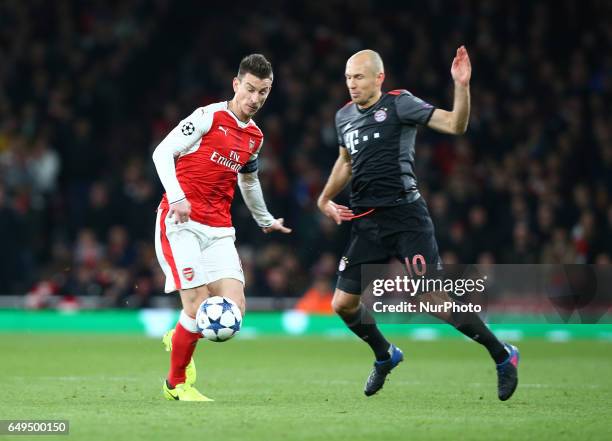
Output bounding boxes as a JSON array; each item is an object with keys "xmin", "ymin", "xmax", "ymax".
[{"xmin": 237, "ymin": 54, "xmax": 273, "ymax": 80}]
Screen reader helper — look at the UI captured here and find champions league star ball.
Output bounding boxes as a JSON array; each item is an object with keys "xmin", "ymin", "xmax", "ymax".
[{"xmin": 196, "ymin": 296, "xmax": 242, "ymax": 342}]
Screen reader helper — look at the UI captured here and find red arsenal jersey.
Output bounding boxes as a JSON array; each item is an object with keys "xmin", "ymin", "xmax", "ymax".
[{"xmin": 154, "ymin": 101, "xmax": 264, "ymax": 227}]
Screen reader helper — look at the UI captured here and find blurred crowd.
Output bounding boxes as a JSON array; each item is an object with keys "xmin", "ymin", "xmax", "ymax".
[{"xmin": 0, "ymin": 0, "xmax": 610, "ymax": 308}]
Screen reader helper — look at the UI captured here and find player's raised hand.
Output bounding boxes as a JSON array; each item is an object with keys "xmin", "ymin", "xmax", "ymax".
[
  {"xmin": 169, "ymin": 199, "xmax": 191, "ymax": 224},
  {"xmin": 262, "ymin": 218, "xmax": 292, "ymax": 234},
  {"xmin": 319, "ymin": 200, "xmax": 354, "ymax": 225},
  {"xmin": 451, "ymin": 45, "xmax": 471, "ymax": 87}
]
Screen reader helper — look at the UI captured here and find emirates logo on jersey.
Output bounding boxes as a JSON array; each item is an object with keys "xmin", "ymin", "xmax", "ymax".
[
  {"xmin": 182, "ymin": 267, "xmax": 194, "ymax": 281},
  {"xmin": 210, "ymin": 151, "xmax": 242, "ymax": 172}
]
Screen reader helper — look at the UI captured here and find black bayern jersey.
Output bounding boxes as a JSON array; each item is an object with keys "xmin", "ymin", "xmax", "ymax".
[{"xmin": 335, "ymin": 90, "xmax": 435, "ymax": 208}]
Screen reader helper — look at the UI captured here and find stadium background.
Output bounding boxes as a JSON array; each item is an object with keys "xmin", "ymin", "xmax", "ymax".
[
  {"xmin": 1, "ymin": 2, "xmax": 611, "ymax": 440},
  {"xmin": 0, "ymin": 0, "xmax": 611, "ymax": 313}
]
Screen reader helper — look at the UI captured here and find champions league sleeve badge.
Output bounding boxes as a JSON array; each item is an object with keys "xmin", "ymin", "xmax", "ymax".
[{"xmin": 181, "ymin": 121, "xmax": 195, "ymax": 136}]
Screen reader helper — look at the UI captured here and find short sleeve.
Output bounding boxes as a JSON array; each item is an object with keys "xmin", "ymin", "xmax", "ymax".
[
  {"xmin": 335, "ymin": 111, "xmax": 345, "ymax": 147},
  {"xmin": 395, "ymin": 91, "xmax": 435, "ymax": 125}
]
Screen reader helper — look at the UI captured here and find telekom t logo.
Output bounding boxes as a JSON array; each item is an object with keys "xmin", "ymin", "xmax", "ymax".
[
  {"xmin": 345, "ymin": 129, "xmax": 380, "ymax": 155},
  {"xmin": 345, "ymin": 130, "xmax": 359, "ymax": 154}
]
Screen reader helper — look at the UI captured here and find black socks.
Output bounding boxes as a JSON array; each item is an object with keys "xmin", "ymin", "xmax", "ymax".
[
  {"xmin": 340, "ymin": 304, "xmax": 391, "ymax": 361},
  {"xmin": 339, "ymin": 301, "xmax": 509, "ymax": 364},
  {"xmin": 452, "ymin": 310, "xmax": 509, "ymax": 364}
]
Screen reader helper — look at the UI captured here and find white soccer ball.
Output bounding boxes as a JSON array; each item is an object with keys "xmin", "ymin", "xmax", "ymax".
[{"xmin": 196, "ymin": 296, "xmax": 242, "ymax": 342}]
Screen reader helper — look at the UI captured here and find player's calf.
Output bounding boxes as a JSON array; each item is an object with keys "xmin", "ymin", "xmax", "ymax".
[
  {"xmin": 163, "ymin": 328, "xmax": 197, "ymax": 386},
  {"xmin": 334, "ymin": 294, "xmax": 392, "ymax": 362},
  {"xmin": 207, "ymin": 278, "xmax": 246, "ymax": 316},
  {"xmin": 166, "ymin": 311, "xmax": 201, "ymax": 387}
]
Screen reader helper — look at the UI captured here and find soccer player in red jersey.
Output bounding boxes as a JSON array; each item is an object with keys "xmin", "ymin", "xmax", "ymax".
[{"xmin": 152, "ymin": 54, "xmax": 291, "ymax": 401}]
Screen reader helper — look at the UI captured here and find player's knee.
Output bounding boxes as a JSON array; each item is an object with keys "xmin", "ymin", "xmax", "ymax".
[
  {"xmin": 331, "ymin": 297, "xmax": 342, "ymax": 314},
  {"xmin": 422, "ymin": 290, "xmax": 453, "ymax": 323},
  {"xmin": 436, "ymin": 310, "xmax": 453, "ymax": 323},
  {"xmin": 182, "ymin": 302, "xmax": 199, "ymax": 319},
  {"xmin": 179, "ymin": 286, "xmax": 210, "ymax": 317},
  {"xmin": 219, "ymin": 291, "xmax": 245, "ymax": 316},
  {"xmin": 331, "ymin": 294, "xmax": 359, "ymax": 317},
  {"xmin": 231, "ymin": 296, "xmax": 246, "ymax": 316},
  {"xmin": 184, "ymin": 296, "xmax": 204, "ymax": 318}
]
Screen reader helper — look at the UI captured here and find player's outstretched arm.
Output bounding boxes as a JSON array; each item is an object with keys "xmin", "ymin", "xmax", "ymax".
[
  {"xmin": 317, "ymin": 147, "xmax": 354, "ymax": 225},
  {"xmin": 237, "ymin": 171, "xmax": 291, "ymax": 234},
  {"xmin": 427, "ymin": 45, "xmax": 471, "ymax": 135}
]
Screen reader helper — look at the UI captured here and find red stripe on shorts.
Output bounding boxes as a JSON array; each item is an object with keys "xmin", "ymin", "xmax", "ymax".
[{"xmin": 159, "ymin": 208, "xmax": 181, "ymax": 290}]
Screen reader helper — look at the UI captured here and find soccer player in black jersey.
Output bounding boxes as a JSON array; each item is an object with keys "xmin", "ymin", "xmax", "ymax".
[{"xmin": 317, "ymin": 47, "xmax": 519, "ymax": 400}]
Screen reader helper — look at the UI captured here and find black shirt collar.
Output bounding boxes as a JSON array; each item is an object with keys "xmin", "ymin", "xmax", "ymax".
[{"xmin": 356, "ymin": 94, "xmax": 384, "ymax": 114}]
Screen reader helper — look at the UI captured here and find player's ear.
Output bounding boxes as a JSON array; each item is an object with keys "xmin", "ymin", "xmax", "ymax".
[
  {"xmin": 376, "ymin": 72, "xmax": 385, "ymax": 87},
  {"xmin": 232, "ymin": 77, "xmax": 240, "ymax": 93}
]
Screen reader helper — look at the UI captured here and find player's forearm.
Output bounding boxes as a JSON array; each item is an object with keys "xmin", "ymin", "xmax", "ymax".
[
  {"xmin": 152, "ymin": 145, "xmax": 185, "ymax": 203},
  {"xmin": 451, "ymin": 82, "xmax": 470, "ymax": 134},
  {"xmin": 317, "ymin": 157, "xmax": 352, "ymax": 207},
  {"xmin": 237, "ymin": 172, "xmax": 275, "ymax": 227}
]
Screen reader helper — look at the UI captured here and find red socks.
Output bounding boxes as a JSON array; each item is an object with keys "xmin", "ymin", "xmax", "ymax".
[{"xmin": 167, "ymin": 318, "xmax": 200, "ymax": 387}]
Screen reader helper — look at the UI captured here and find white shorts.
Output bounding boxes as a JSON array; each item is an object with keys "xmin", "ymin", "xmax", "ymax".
[{"xmin": 154, "ymin": 208, "xmax": 244, "ymax": 293}]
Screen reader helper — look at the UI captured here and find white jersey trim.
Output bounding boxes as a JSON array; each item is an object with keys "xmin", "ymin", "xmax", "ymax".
[
  {"xmin": 152, "ymin": 101, "xmax": 263, "ymax": 204},
  {"xmin": 152, "ymin": 102, "xmax": 222, "ymax": 203}
]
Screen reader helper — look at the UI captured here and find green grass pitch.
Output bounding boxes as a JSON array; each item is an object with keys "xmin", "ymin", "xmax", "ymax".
[{"xmin": 1, "ymin": 334, "xmax": 611, "ymax": 440}]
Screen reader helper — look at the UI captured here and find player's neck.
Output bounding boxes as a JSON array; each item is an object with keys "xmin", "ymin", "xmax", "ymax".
[
  {"xmin": 227, "ymin": 99, "xmax": 250, "ymax": 123},
  {"xmin": 357, "ymin": 91, "xmax": 383, "ymax": 110}
]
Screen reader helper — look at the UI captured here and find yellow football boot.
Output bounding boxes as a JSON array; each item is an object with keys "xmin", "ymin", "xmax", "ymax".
[
  {"xmin": 163, "ymin": 381, "xmax": 213, "ymax": 402},
  {"xmin": 162, "ymin": 329, "xmax": 197, "ymax": 385}
]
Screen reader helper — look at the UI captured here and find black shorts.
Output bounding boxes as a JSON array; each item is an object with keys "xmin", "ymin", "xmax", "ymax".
[{"xmin": 336, "ymin": 196, "xmax": 442, "ymax": 295}]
